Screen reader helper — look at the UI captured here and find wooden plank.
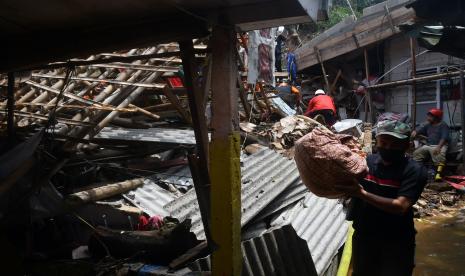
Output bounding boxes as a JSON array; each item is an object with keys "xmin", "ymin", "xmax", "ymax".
[
  {"xmin": 162, "ymin": 85, "xmax": 192, "ymax": 124},
  {"xmin": 315, "ymin": 47, "xmax": 330, "ymax": 92},
  {"xmin": 329, "ymin": 70, "xmax": 342, "ymax": 95},
  {"xmin": 210, "ymin": 26, "xmax": 242, "ymax": 276},
  {"xmin": 295, "ymin": 7, "xmax": 414, "ymax": 70}
]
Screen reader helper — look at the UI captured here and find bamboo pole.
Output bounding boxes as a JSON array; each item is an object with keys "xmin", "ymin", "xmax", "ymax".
[
  {"xmin": 64, "ymin": 47, "xmax": 161, "ymax": 138},
  {"xmin": 25, "ymin": 49, "xmax": 207, "ymax": 72},
  {"xmin": 0, "ymin": 110, "xmax": 93, "ymax": 126},
  {"xmin": 66, "ymin": 178, "xmax": 144, "ymax": 205},
  {"xmin": 7, "ymin": 72, "xmax": 15, "ymax": 139},
  {"xmin": 32, "ymin": 73, "xmax": 166, "ymax": 89},
  {"xmin": 366, "ymin": 69, "xmax": 465, "ymax": 89}
]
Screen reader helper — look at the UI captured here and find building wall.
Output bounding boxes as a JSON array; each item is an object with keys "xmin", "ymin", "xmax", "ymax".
[{"xmin": 383, "ymin": 34, "xmax": 464, "ymax": 118}]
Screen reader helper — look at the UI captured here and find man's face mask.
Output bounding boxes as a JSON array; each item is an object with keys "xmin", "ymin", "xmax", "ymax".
[{"xmin": 378, "ymin": 148, "xmax": 405, "ymax": 163}]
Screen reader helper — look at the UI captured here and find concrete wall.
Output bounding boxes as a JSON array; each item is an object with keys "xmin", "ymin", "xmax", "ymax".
[{"xmin": 383, "ymin": 34, "xmax": 464, "ymax": 119}]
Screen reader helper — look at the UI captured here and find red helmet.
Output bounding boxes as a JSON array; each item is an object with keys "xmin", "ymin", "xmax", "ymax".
[{"xmin": 427, "ymin": 108, "xmax": 443, "ymax": 119}]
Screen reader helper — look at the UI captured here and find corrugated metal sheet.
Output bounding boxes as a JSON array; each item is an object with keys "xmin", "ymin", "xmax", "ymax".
[
  {"xmin": 270, "ymin": 193, "xmax": 348, "ymax": 275},
  {"xmin": 270, "ymin": 96, "xmax": 296, "ymax": 117},
  {"xmin": 164, "ymin": 149, "xmax": 304, "ymax": 239},
  {"xmin": 189, "ymin": 224, "xmax": 318, "ymax": 276},
  {"xmin": 95, "ymin": 127, "xmax": 210, "ymax": 145},
  {"xmin": 156, "ymin": 165, "xmax": 193, "ymax": 189},
  {"xmin": 123, "ymin": 178, "xmax": 176, "ymax": 217}
]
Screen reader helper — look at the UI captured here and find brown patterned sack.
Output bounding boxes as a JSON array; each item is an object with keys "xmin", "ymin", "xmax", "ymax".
[{"xmin": 294, "ymin": 127, "xmax": 368, "ymax": 198}]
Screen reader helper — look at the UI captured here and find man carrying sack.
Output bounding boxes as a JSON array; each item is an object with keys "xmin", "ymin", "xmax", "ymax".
[{"xmin": 339, "ymin": 120, "xmax": 427, "ymax": 276}]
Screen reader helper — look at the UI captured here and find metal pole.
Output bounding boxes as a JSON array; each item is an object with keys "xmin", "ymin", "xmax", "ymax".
[
  {"xmin": 410, "ymin": 38, "xmax": 417, "ymax": 127},
  {"xmin": 460, "ymin": 66, "xmax": 465, "ymax": 167},
  {"xmin": 7, "ymin": 72, "xmax": 15, "ymax": 140}
]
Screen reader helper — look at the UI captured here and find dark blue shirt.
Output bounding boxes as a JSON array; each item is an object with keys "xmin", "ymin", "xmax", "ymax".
[
  {"xmin": 417, "ymin": 121, "xmax": 450, "ymax": 145},
  {"xmin": 351, "ymin": 154, "xmax": 427, "ymax": 241}
]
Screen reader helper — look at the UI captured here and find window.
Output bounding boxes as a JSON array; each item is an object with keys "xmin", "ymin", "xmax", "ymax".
[{"xmin": 409, "ymin": 65, "xmax": 463, "ymax": 126}]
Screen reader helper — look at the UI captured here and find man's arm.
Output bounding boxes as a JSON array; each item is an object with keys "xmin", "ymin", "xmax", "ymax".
[
  {"xmin": 356, "ymin": 189, "xmax": 413, "ymax": 215},
  {"xmin": 412, "ymin": 124, "xmax": 427, "ymax": 138},
  {"xmin": 434, "ymin": 124, "xmax": 450, "ymax": 154}
]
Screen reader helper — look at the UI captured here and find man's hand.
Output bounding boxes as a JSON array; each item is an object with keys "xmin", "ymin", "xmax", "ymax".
[
  {"xmin": 433, "ymin": 146, "xmax": 441, "ymax": 155},
  {"xmin": 334, "ymin": 179, "xmax": 364, "ymax": 197},
  {"xmin": 411, "ymin": 130, "xmax": 417, "ymax": 139}
]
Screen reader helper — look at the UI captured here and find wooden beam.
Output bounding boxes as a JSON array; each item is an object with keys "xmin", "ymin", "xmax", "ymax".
[
  {"xmin": 410, "ymin": 38, "xmax": 417, "ymax": 126},
  {"xmin": 210, "ymin": 26, "xmax": 242, "ymax": 276},
  {"xmin": 364, "ymin": 49, "xmax": 372, "ymax": 123},
  {"xmin": 366, "ymin": 69, "xmax": 465, "ymax": 89},
  {"xmin": 329, "ymin": 70, "xmax": 342, "ymax": 95},
  {"xmin": 315, "ymin": 47, "xmax": 330, "ymax": 92},
  {"xmin": 179, "ymin": 40, "xmax": 213, "ymax": 250},
  {"xmin": 162, "ymin": 85, "xmax": 192, "ymax": 124},
  {"xmin": 460, "ymin": 66, "xmax": 465, "ymax": 169}
]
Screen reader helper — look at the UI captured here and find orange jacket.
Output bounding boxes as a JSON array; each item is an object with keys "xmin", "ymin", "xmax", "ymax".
[{"xmin": 304, "ymin": 95, "xmax": 336, "ymax": 115}]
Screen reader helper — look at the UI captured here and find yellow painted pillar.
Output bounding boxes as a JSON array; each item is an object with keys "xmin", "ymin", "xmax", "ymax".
[{"xmin": 210, "ymin": 26, "xmax": 242, "ymax": 276}]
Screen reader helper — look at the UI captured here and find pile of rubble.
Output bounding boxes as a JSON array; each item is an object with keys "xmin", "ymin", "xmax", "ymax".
[
  {"xmin": 414, "ymin": 183, "xmax": 465, "ymax": 218},
  {"xmin": 0, "ymin": 40, "xmax": 352, "ymax": 275}
]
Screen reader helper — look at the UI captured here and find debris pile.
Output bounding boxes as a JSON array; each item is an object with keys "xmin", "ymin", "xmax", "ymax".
[
  {"xmin": 0, "ymin": 40, "xmax": 349, "ymax": 275},
  {"xmin": 414, "ymin": 184, "xmax": 465, "ymax": 218},
  {"xmin": 270, "ymin": 115, "xmax": 320, "ymax": 149}
]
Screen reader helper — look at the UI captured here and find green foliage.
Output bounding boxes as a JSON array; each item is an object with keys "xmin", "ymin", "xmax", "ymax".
[
  {"xmin": 315, "ymin": 0, "xmax": 385, "ymax": 33},
  {"xmin": 316, "ymin": 6, "xmax": 360, "ymax": 31}
]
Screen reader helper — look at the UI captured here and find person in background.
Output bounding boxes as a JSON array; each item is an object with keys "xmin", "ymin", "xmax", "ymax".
[
  {"xmin": 411, "ymin": 108, "xmax": 450, "ymax": 181},
  {"xmin": 275, "ymin": 32, "xmax": 285, "ymax": 72},
  {"xmin": 339, "ymin": 120, "xmax": 427, "ymax": 276},
  {"xmin": 304, "ymin": 89, "xmax": 337, "ymax": 126}
]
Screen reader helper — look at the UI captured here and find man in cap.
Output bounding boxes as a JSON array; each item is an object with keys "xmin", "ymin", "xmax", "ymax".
[
  {"xmin": 411, "ymin": 108, "xmax": 450, "ymax": 180},
  {"xmin": 339, "ymin": 120, "xmax": 427, "ymax": 276},
  {"xmin": 304, "ymin": 89, "xmax": 337, "ymax": 126}
]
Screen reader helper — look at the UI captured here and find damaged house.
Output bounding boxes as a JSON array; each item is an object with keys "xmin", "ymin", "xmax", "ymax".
[
  {"xmin": 0, "ymin": 0, "xmax": 352, "ymax": 275},
  {"xmin": 295, "ymin": 0, "xmax": 463, "ymax": 162}
]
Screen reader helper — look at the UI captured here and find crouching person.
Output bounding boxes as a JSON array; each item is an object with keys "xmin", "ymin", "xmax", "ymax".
[{"xmin": 411, "ymin": 108, "xmax": 449, "ymax": 180}]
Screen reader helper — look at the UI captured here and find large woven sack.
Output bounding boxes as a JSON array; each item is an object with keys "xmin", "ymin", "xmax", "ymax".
[{"xmin": 294, "ymin": 127, "xmax": 368, "ymax": 198}]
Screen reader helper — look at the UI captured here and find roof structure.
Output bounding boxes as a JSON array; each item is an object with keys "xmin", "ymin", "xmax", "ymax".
[
  {"xmin": 295, "ymin": 0, "xmax": 416, "ymax": 71},
  {"xmin": 0, "ymin": 44, "xmax": 199, "ymax": 148},
  {"xmin": 0, "ymin": 0, "xmax": 328, "ymax": 72}
]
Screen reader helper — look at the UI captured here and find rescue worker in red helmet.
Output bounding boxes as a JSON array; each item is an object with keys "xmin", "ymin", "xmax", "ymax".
[
  {"xmin": 304, "ymin": 89, "xmax": 337, "ymax": 126},
  {"xmin": 411, "ymin": 108, "xmax": 450, "ymax": 180}
]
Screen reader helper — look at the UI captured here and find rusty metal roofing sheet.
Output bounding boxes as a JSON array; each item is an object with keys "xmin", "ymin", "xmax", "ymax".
[
  {"xmin": 164, "ymin": 148, "xmax": 304, "ymax": 239},
  {"xmin": 270, "ymin": 193, "xmax": 348, "ymax": 275}
]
